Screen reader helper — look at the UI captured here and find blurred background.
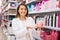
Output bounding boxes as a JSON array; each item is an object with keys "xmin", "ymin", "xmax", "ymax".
[{"xmin": 0, "ymin": 0, "xmax": 60, "ymax": 40}]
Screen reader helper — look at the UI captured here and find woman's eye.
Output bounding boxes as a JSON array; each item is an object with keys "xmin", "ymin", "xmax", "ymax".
[
  {"xmin": 20, "ymin": 8, "xmax": 27, "ymax": 11},
  {"xmin": 21, "ymin": 8, "xmax": 23, "ymax": 10},
  {"xmin": 25, "ymin": 9, "xmax": 27, "ymax": 10}
]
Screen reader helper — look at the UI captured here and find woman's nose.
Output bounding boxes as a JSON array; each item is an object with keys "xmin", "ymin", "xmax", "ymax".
[{"xmin": 23, "ymin": 9, "xmax": 25, "ymax": 11}]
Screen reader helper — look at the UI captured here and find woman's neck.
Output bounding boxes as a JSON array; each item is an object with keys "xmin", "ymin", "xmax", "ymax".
[{"xmin": 19, "ymin": 16, "xmax": 26, "ymax": 21}]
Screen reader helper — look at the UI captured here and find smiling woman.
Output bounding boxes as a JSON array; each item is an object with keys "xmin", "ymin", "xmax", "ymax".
[{"xmin": 12, "ymin": 4, "xmax": 35, "ymax": 40}]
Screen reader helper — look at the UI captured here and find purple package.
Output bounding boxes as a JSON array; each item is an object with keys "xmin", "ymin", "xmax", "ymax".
[
  {"xmin": 58, "ymin": 13, "xmax": 60, "ymax": 28},
  {"xmin": 44, "ymin": 0, "xmax": 48, "ymax": 1}
]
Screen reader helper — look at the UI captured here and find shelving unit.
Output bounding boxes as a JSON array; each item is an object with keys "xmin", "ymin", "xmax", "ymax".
[
  {"xmin": 6, "ymin": 14, "xmax": 16, "ymax": 16},
  {"xmin": 1, "ymin": 1, "xmax": 17, "ymax": 40},
  {"xmin": 2, "ymin": 2, "xmax": 8, "ymax": 9},
  {"xmin": 28, "ymin": 8, "xmax": 60, "ymax": 14},
  {"xmin": 26, "ymin": 0, "xmax": 60, "ymax": 28},
  {"xmin": 26, "ymin": 0, "xmax": 36, "ymax": 5},
  {"xmin": 26, "ymin": 0, "xmax": 60, "ymax": 40},
  {"xmin": 1, "ymin": 0, "xmax": 60, "ymax": 40},
  {"xmin": 42, "ymin": 26, "xmax": 60, "ymax": 31},
  {"xmin": 3, "ymin": 1, "xmax": 17, "ymax": 13}
]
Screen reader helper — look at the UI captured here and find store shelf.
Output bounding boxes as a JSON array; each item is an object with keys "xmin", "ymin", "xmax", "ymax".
[
  {"xmin": 7, "ymin": 14, "xmax": 16, "ymax": 15},
  {"xmin": 2, "ymin": 19, "xmax": 8, "ymax": 22},
  {"xmin": 5, "ymin": 33, "xmax": 16, "ymax": 40},
  {"xmin": 42, "ymin": 26, "xmax": 60, "ymax": 31},
  {"xmin": 28, "ymin": 8, "xmax": 60, "ymax": 14},
  {"xmin": 8, "ymin": 1, "xmax": 17, "ymax": 2},
  {"xmin": 3, "ymin": 7, "xmax": 9, "ymax": 12},
  {"xmin": 26, "ymin": 0, "xmax": 36, "ymax": 5},
  {"xmin": 2, "ymin": 2, "xmax": 8, "ymax": 9},
  {"xmin": 3, "ymin": 5, "xmax": 17, "ymax": 13},
  {"xmin": 2, "ymin": 1, "xmax": 17, "ymax": 13}
]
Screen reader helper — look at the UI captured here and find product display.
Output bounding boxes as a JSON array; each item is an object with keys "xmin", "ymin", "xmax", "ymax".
[
  {"xmin": 40, "ymin": 28, "xmax": 58, "ymax": 40},
  {"xmin": 1, "ymin": 0, "xmax": 60, "ymax": 40},
  {"xmin": 58, "ymin": 13, "xmax": 60, "ymax": 28},
  {"xmin": 57, "ymin": 1, "xmax": 60, "ymax": 8},
  {"xmin": 28, "ymin": 0, "xmax": 58, "ymax": 12}
]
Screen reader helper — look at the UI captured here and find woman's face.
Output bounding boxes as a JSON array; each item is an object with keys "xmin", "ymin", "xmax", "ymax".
[{"xmin": 18, "ymin": 5, "xmax": 27, "ymax": 17}]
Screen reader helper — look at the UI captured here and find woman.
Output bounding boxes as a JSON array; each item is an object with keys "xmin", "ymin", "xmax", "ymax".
[{"xmin": 12, "ymin": 4, "xmax": 35, "ymax": 40}]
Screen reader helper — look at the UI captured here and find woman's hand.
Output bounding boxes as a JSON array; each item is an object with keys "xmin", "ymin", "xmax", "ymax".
[{"xmin": 35, "ymin": 21, "xmax": 43, "ymax": 29}]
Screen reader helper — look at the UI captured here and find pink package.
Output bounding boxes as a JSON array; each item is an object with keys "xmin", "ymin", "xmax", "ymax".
[
  {"xmin": 36, "ymin": 2, "xmax": 41, "ymax": 11},
  {"xmin": 58, "ymin": 13, "xmax": 60, "ymax": 28},
  {"xmin": 40, "ymin": 30, "xmax": 58, "ymax": 40},
  {"xmin": 46, "ymin": 35, "xmax": 52, "ymax": 40},
  {"xmin": 40, "ymin": 31, "xmax": 46, "ymax": 40},
  {"xmin": 44, "ymin": 0, "xmax": 48, "ymax": 1},
  {"xmin": 51, "ymin": 31, "xmax": 58, "ymax": 40}
]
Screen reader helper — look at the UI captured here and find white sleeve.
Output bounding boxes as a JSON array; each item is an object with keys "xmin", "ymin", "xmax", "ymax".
[
  {"xmin": 27, "ymin": 17, "xmax": 36, "ymax": 40},
  {"xmin": 29, "ymin": 17, "xmax": 35, "ymax": 27},
  {"xmin": 12, "ymin": 19, "xmax": 28, "ymax": 38}
]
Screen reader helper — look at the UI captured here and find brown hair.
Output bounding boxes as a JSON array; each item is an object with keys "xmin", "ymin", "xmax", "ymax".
[{"xmin": 15, "ymin": 4, "xmax": 28, "ymax": 18}]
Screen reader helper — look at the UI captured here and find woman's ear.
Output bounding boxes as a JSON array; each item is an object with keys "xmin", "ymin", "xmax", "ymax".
[{"xmin": 18, "ymin": 10, "xmax": 19, "ymax": 13}]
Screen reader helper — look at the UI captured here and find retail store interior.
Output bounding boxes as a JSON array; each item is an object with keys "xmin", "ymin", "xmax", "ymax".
[{"xmin": 0, "ymin": 0, "xmax": 60, "ymax": 40}]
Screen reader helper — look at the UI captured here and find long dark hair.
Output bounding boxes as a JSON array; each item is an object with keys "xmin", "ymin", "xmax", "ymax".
[{"xmin": 16, "ymin": 4, "xmax": 28, "ymax": 18}]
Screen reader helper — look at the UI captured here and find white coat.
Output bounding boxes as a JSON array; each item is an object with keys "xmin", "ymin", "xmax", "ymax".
[{"xmin": 12, "ymin": 17, "xmax": 35, "ymax": 40}]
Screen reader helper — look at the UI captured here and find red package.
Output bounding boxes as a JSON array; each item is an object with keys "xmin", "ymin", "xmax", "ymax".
[
  {"xmin": 40, "ymin": 30, "xmax": 58, "ymax": 40},
  {"xmin": 58, "ymin": 1, "xmax": 60, "ymax": 8}
]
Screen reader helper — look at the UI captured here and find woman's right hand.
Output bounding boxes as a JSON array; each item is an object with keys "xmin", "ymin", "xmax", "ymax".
[{"xmin": 35, "ymin": 22, "xmax": 43, "ymax": 29}]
